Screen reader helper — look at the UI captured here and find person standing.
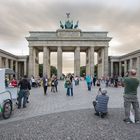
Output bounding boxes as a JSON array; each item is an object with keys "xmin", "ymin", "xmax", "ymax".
[
  {"xmin": 54, "ymin": 77, "xmax": 58, "ymax": 92},
  {"xmin": 65, "ymin": 76, "xmax": 73, "ymax": 96},
  {"xmin": 43, "ymin": 75, "xmax": 48, "ymax": 95},
  {"xmin": 85, "ymin": 75, "xmax": 92, "ymax": 91},
  {"xmin": 93, "ymin": 76, "xmax": 97, "ymax": 86},
  {"xmin": 18, "ymin": 75, "xmax": 31, "ymax": 108},
  {"xmin": 123, "ymin": 69, "xmax": 140, "ymax": 123}
]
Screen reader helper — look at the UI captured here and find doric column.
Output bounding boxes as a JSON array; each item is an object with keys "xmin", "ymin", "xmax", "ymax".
[
  {"xmin": 136, "ymin": 56, "xmax": 140, "ymax": 80},
  {"xmin": 90, "ymin": 47, "xmax": 94, "ymax": 77},
  {"xmin": 124, "ymin": 60, "xmax": 127, "ymax": 73},
  {"xmin": 28, "ymin": 46, "xmax": 34, "ymax": 77},
  {"xmin": 111, "ymin": 60, "xmax": 113, "ymax": 77},
  {"xmin": 5, "ymin": 58, "xmax": 8, "ymax": 68},
  {"xmin": 10, "ymin": 59, "xmax": 13, "ymax": 70},
  {"xmin": 57, "ymin": 46, "xmax": 62, "ymax": 79},
  {"xmin": 101, "ymin": 48, "xmax": 104, "ymax": 77},
  {"xmin": 0, "ymin": 56, "xmax": 2, "ymax": 68},
  {"xmin": 119, "ymin": 61, "xmax": 122, "ymax": 76},
  {"xmin": 104, "ymin": 47, "xmax": 108, "ymax": 77},
  {"xmin": 24, "ymin": 60, "xmax": 27, "ymax": 75},
  {"xmin": 86, "ymin": 48, "xmax": 90, "ymax": 75},
  {"xmin": 101, "ymin": 47, "xmax": 109, "ymax": 77},
  {"xmin": 74, "ymin": 46, "xmax": 80, "ymax": 77},
  {"xmin": 43, "ymin": 46, "xmax": 50, "ymax": 78},
  {"xmin": 129, "ymin": 59, "xmax": 132, "ymax": 70},
  {"xmin": 35, "ymin": 49, "xmax": 39, "ymax": 77},
  {"xmin": 15, "ymin": 61, "xmax": 18, "ymax": 79}
]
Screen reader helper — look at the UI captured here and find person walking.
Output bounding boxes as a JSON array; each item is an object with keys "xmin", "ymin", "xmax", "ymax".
[
  {"xmin": 18, "ymin": 75, "xmax": 31, "ymax": 109},
  {"xmin": 85, "ymin": 75, "xmax": 92, "ymax": 91},
  {"xmin": 54, "ymin": 77, "xmax": 58, "ymax": 92},
  {"xmin": 123, "ymin": 69, "xmax": 140, "ymax": 124},
  {"xmin": 43, "ymin": 75, "xmax": 48, "ymax": 95}
]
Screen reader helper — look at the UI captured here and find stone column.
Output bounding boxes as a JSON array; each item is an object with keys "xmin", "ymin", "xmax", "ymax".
[
  {"xmin": 74, "ymin": 46, "xmax": 80, "ymax": 77},
  {"xmin": 101, "ymin": 48, "xmax": 104, "ymax": 77},
  {"xmin": 15, "ymin": 61, "xmax": 18, "ymax": 79},
  {"xmin": 124, "ymin": 60, "xmax": 127, "ymax": 73},
  {"xmin": 86, "ymin": 48, "xmax": 90, "ymax": 75},
  {"xmin": 24, "ymin": 60, "xmax": 27, "ymax": 75},
  {"xmin": 119, "ymin": 61, "xmax": 122, "ymax": 76},
  {"xmin": 90, "ymin": 47, "xmax": 94, "ymax": 77},
  {"xmin": 0, "ymin": 56, "xmax": 2, "ymax": 68},
  {"xmin": 28, "ymin": 46, "xmax": 34, "ymax": 77},
  {"xmin": 129, "ymin": 58, "xmax": 132, "ymax": 70},
  {"xmin": 104, "ymin": 47, "xmax": 108, "ymax": 77},
  {"xmin": 5, "ymin": 58, "xmax": 8, "ymax": 68},
  {"xmin": 43, "ymin": 46, "xmax": 50, "ymax": 78},
  {"xmin": 57, "ymin": 46, "xmax": 62, "ymax": 79},
  {"xmin": 11, "ymin": 60, "xmax": 13, "ymax": 70},
  {"xmin": 35, "ymin": 49, "xmax": 39, "ymax": 77},
  {"xmin": 111, "ymin": 60, "xmax": 113, "ymax": 77},
  {"xmin": 136, "ymin": 56, "xmax": 140, "ymax": 80}
]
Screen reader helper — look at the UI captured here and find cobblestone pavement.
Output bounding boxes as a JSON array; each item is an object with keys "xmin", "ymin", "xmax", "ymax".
[
  {"xmin": 0, "ymin": 81, "xmax": 140, "ymax": 124},
  {"xmin": 0, "ymin": 108, "xmax": 140, "ymax": 140}
]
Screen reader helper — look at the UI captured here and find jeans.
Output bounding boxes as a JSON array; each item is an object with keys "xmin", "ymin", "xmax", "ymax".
[
  {"xmin": 87, "ymin": 82, "xmax": 91, "ymax": 91},
  {"xmin": 18, "ymin": 89, "xmax": 28, "ymax": 108},
  {"xmin": 124, "ymin": 95, "xmax": 140, "ymax": 121},
  {"xmin": 43, "ymin": 86, "xmax": 48, "ymax": 95},
  {"xmin": 67, "ymin": 88, "xmax": 73, "ymax": 96}
]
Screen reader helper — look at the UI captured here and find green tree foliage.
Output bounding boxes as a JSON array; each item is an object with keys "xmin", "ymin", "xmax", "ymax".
[
  {"xmin": 80, "ymin": 66, "xmax": 86, "ymax": 77},
  {"xmin": 39, "ymin": 64, "xmax": 57, "ymax": 77},
  {"xmin": 80, "ymin": 65, "xmax": 98, "ymax": 77},
  {"xmin": 39, "ymin": 64, "xmax": 43, "ymax": 77},
  {"xmin": 51, "ymin": 66, "xmax": 57, "ymax": 76}
]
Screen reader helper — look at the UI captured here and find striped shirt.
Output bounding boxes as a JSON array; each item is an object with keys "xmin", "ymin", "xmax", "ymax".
[{"xmin": 95, "ymin": 94, "xmax": 109, "ymax": 113}]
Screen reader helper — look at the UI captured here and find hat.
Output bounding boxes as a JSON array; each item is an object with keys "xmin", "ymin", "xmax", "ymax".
[{"xmin": 101, "ymin": 89, "xmax": 107, "ymax": 95}]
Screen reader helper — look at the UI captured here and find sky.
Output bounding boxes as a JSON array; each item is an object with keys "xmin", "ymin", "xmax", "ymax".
[{"xmin": 0, "ymin": 0, "xmax": 140, "ymax": 73}]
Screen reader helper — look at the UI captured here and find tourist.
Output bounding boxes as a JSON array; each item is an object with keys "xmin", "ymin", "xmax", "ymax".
[
  {"xmin": 18, "ymin": 75, "xmax": 31, "ymax": 109},
  {"xmin": 93, "ymin": 76, "xmax": 97, "ymax": 86},
  {"xmin": 123, "ymin": 69, "xmax": 140, "ymax": 123},
  {"xmin": 65, "ymin": 76, "xmax": 73, "ymax": 96},
  {"xmin": 54, "ymin": 77, "xmax": 58, "ymax": 92},
  {"xmin": 31, "ymin": 75, "xmax": 37, "ymax": 87},
  {"xmin": 10, "ymin": 78, "xmax": 17, "ymax": 87},
  {"xmin": 93, "ymin": 88, "xmax": 109, "ymax": 118},
  {"xmin": 51, "ymin": 78, "xmax": 55, "ymax": 92},
  {"xmin": 85, "ymin": 75, "xmax": 92, "ymax": 91},
  {"xmin": 42, "ymin": 75, "xmax": 48, "ymax": 95}
]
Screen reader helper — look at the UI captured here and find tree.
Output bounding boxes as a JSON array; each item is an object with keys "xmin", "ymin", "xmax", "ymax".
[
  {"xmin": 39, "ymin": 64, "xmax": 57, "ymax": 77},
  {"xmin": 39, "ymin": 64, "xmax": 43, "ymax": 77},
  {"xmin": 80, "ymin": 66, "xmax": 86, "ymax": 77},
  {"xmin": 50, "ymin": 66, "xmax": 57, "ymax": 76},
  {"xmin": 80, "ymin": 65, "xmax": 98, "ymax": 77}
]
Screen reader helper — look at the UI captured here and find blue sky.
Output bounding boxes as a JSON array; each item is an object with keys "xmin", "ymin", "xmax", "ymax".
[{"xmin": 0, "ymin": 0, "xmax": 140, "ymax": 73}]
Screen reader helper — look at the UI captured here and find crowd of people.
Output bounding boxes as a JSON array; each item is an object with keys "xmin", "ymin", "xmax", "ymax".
[{"xmin": 4, "ymin": 69, "xmax": 140, "ymax": 124}]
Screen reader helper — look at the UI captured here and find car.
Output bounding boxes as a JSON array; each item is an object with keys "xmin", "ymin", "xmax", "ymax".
[{"xmin": 0, "ymin": 68, "xmax": 17, "ymax": 119}]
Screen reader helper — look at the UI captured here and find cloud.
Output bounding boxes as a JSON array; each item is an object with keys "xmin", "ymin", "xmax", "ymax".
[{"xmin": 0, "ymin": 0, "xmax": 140, "ymax": 72}]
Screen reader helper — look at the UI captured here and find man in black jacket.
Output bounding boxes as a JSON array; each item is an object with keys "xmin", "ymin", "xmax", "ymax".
[{"xmin": 18, "ymin": 75, "xmax": 31, "ymax": 108}]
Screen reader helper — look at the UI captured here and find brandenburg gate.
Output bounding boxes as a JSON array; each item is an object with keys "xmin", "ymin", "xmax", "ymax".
[{"xmin": 26, "ymin": 15, "xmax": 112, "ymax": 79}]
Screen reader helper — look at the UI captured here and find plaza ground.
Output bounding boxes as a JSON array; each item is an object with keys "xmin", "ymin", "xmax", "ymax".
[{"xmin": 0, "ymin": 81, "xmax": 140, "ymax": 140}]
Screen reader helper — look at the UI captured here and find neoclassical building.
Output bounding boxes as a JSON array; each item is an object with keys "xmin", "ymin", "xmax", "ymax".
[
  {"xmin": 109, "ymin": 49, "xmax": 140, "ymax": 80},
  {"xmin": 0, "ymin": 49, "xmax": 28, "ymax": 78},
  {"xmin": 26, "ymin": 29, "xmax": 111, "ymax": 79}
]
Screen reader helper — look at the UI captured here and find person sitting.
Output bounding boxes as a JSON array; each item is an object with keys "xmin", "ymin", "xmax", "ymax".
[
  {"xmin": 93, "ymin": 88, "xmax": 109, "ymax": 118},
  {"xmin": 10, "ymin": 78, "xmax": 17, "ymax": 87}
]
